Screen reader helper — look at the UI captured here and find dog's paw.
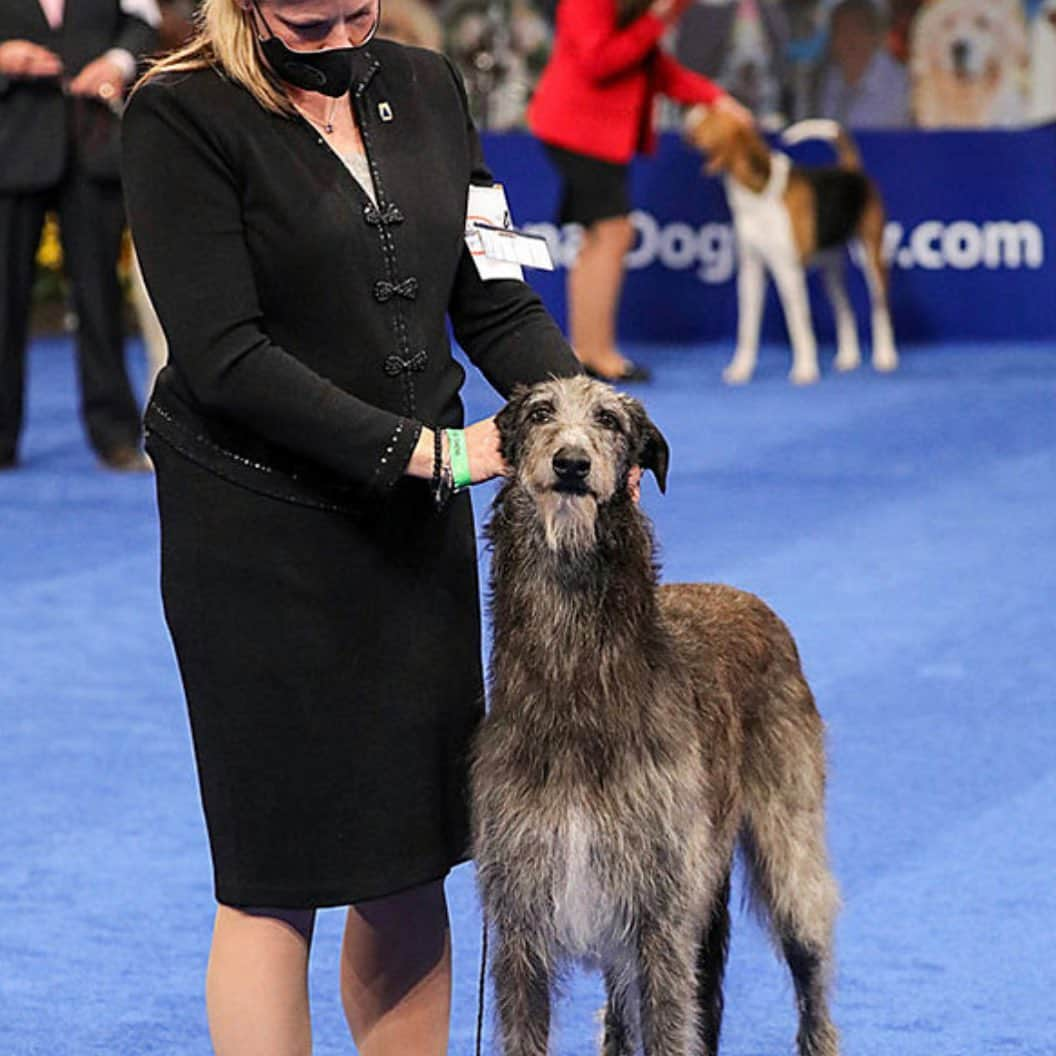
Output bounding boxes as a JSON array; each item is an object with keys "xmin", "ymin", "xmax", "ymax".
[
  {"xmin": 872, "ymin": 349, "xmax": 899, "ymax": 373},
  {"xmin": 834, "ymin": 352, "xmax": 861, "ymax": 372},
  {"xmin": 789, "ymin": 365, "xmax": 820, "ymax": 385},
  {"xmin": 722, "ymin": 360, "xmax": 755, "ymax": 385}
]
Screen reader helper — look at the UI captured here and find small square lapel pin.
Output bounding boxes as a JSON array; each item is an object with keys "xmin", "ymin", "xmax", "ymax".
[{"xmin": 378, "ymin": 101, "xmax": 394, "ymax": 122}]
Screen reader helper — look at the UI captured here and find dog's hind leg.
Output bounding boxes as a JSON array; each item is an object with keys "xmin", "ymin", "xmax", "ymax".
[
  {"xmin": 741, "ymin": 680, "xmax": 840, "ymax": 1056},
  {"xmin": 601, "ymin": 966, "xmax": 638, "ymax": 1056},
  {"xmin": 492, "ymin": 927, "xmax": 553, "ymax": 1056},
  {"xmin": 695, "ymin": 871, "xmax": 731, "ymax": 1056},
  {"xmin": 857, "ymin": 193, "xmax": 898, "ymax": 373},
  {"xmin": 634, "ymin": 913, "xmax": 699, "ymax": 1056},
  {"xmin": 819, "ymin": 251, "xmax": 861, "ymax": 372}
]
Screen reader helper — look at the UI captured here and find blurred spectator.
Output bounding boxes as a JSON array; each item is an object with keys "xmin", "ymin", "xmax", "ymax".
[
  {"xmin": 443, "ymin": 0, "xmax": 551, "ymax": 129},
  {"xmin": 785, "ymin": 0, "xmax": 827, "ymax": 119},
  {"xmin": 0, "ymin": 0, "xmax": 159, "ymax": 472},
  {"xmin": 1028, "ymin": 0, "xmax": 1056, "ymax": 123},
  {"xmin": 379, "ymin": 0, "xmax": 444, "ymax": 49},
  {"xmin": 887, "ymin": 0, "xmax": 924, "ymax": 62},
  {"xmin": 158, "ymin": 0, "xmax": 196, "ymax": 51},
  {"xmin": 817, "ymin": 0, "xmax": 911, "ymax": 126},
  {"xmin": 909, "ymin": 0, "xmax": 1028, "ymax": 127},
  {"xmin": 673, "ymin": 0, "xmax": 789, "ymax": 124}
]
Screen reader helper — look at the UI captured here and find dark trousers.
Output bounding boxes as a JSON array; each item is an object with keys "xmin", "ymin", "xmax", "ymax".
[{"xmin": 0, "ymin": 171, "xmax": 141, "ymax": 460}]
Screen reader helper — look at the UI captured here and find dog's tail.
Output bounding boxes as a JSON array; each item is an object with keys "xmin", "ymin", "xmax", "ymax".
[{"xmin": 781, "ymin": 118, "xmax": 862, "ymax": 171}]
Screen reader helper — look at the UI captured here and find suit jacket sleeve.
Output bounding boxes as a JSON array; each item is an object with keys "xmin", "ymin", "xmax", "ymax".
[
  {"xmin": 122, "ymin": 79, "xmax": 421, "ymax": 491},
  {"xmin": 653, "ymin": 51, "xmax": 724, "ymax": 105},
  {"xmin": 111, "ymin": 4, "xmax": 158, "ymax": 66},
  {"xmin": 444, "ymin": 58, "xmax": 582, "ymax": 397},
  {"xmin": 561, "ymin": 0, "xmax": 668, "ymax": 85}
]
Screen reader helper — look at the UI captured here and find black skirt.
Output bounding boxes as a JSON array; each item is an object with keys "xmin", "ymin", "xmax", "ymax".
[
  {"xmin": 149, "ymin": 435, "xmax": 485, "ymax": 908},
  {"xmin": 543, "ymin": 142, "xmax": 632, "ymax": 227}
]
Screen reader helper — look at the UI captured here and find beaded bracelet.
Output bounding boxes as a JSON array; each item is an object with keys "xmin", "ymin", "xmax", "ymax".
[{"xmin": 430, "ymin": 427, "xmax": 454, "ymax": 510}]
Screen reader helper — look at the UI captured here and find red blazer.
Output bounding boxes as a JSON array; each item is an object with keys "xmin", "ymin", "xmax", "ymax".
[{"xmin": 528, "ymin": 0, "xmax": 725, "ymax": 164}]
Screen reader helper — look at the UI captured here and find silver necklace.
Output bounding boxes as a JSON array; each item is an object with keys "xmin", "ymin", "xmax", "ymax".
[{"xmin": 297, "ymin": 95, "xmax": 340, "ymax": 135}]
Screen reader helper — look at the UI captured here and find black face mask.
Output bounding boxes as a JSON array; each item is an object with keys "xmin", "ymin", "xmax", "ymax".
[{"xmin": 251, "ymin": 0, "xmax": 379, "ymax": 98}]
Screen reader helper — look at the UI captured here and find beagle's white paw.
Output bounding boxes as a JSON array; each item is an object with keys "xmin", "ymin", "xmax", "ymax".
[
  {"xmin": 789, "ymin": 364, "xmax": 821, "ymax": 385},
  {"xmin": 722, "ymin": 359, "xmax": 755, "ymax": 385},
  {"xmin": 872, "ymin": 347, "xmax": 899, "ymax": 373}
]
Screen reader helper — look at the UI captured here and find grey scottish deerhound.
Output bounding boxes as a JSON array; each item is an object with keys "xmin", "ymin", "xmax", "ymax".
[{"xmin": 471, "ymin": 376, "xmax": 840, "ymax": 1056}]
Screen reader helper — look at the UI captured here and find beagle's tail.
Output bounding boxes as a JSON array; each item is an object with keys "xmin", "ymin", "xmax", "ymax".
[{"xmin": 781, "ymin": 119, "xmax": 862, "ymax": 170}]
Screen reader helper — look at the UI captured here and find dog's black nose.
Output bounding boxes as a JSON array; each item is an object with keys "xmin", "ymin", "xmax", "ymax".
[
  {"xmin": 952, "ymin": 39, "xmax": 970, "ymax": 68},
  {"xmin": 552, "ymin": 448, "xmax": 591, "ymax": 482}
]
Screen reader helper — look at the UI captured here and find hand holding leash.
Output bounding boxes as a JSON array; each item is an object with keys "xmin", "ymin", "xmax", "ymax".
[{"xmin": 649, "ymin": 0, "xmax": 693, "ymax": 24}]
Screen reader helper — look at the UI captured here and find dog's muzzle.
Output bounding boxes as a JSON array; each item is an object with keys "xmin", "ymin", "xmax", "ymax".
[{"xmin": 552, "ymin": 447, "xmax": 591, "ymax": 495}]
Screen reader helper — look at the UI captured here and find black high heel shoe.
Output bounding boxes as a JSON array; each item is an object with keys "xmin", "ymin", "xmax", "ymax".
[{"xmin": 583, "ymin": 361, "xmax": 652, "ymax": 384}]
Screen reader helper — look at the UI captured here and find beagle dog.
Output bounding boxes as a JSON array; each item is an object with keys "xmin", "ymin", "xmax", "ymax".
[{"xmin": 685, "ymin": 109, "xmax": 898, "ymax": 385}]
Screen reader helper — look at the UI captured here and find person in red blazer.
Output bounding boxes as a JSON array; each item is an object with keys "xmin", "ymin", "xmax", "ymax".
[{"xmin": 529, "ymin": 0, "xmax": 752, "ymax": 380}]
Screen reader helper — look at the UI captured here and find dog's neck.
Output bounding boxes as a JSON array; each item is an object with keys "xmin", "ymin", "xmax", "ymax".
[
  {"xmin": 486, "ymin": 485, "xmax": 671, "ymax": 689},
  {"xmin": 723, "ymin": 132, "xmax": 775, "ymax": 196}
]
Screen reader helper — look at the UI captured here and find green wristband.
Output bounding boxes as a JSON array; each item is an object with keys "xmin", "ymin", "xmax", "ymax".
[{"xmin": 446, "ymin": 428, "xmax": 472, "ymax": 490}]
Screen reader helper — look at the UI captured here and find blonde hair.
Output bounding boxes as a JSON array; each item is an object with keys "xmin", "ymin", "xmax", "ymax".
[{"xmin": 136, "ymin": 0, "xmax": 294, "ymax": 115}]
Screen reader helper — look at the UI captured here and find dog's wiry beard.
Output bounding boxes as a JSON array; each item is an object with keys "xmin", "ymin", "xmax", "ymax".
[{"xmin": 536, "ymin": 490, "xmax": 599, "ymax": 555}]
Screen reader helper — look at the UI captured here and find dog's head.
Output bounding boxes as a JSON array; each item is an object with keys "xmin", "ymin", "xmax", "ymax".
[
  {"xmin": 911, "ymin": 0, "xmax": 1027, "ymax": 82},
  {"xmin": 495, "ymin": 376, "xmax": 669, "ymax": 553},
  {"xmin": 683, "ymin": 104, "xmax": 769, "ymax": 180}
]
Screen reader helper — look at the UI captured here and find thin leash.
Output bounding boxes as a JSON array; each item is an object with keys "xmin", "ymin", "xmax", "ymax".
[{"xmin": 476, "ymin": 919, "xmax": 489, "ymax": 1056}]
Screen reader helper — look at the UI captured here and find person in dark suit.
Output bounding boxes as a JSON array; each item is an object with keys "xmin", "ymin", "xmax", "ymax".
[
  {"xmin": 0, "ymin": 0, "xmax": 158, "ymax": 471},
  {"xmin": 122, "ymin": 0, "xmax": 581, "ymax": 1052}
]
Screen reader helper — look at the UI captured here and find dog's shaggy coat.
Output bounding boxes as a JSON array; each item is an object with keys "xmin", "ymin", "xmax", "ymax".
[{"xmin": 471, "ymin": 377, "xmax": 840, "ymax": 1056}]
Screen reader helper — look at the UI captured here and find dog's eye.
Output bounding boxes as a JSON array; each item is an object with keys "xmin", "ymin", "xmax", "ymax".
[
  {"xmin": 528, "ymin": 404, "xmax": 554, "ymax": 425},
  {"xmin": 595, "ymin": 410, "xmax": 622, "ymax": 432}
]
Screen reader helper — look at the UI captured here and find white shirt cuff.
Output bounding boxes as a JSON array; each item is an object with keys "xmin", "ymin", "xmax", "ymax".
[{"xmin": 104, "ymin": 48, "xmax": 137, "ymax": 85}]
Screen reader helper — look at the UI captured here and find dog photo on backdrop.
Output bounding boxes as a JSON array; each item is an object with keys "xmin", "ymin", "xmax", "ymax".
[
  {"xmin": 910, "ymin": 0, "xmax": 1030, "ymax": 127},
  {"xmin": 471, "ymin": 377, "xmax": 841, "ymax": 1056},
  {"xmin": 684, "ymin": 107, "xmax": 898, "ymax": 386}
]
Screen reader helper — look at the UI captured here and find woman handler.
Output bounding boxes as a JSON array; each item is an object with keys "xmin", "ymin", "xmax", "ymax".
[
  {"xmin": 122, "ymin": 2, "xmax": 580, "ymax": 1052},
  {"xmin": 529, "ymin": 0, "xmax": 752, "ymax": 381}
]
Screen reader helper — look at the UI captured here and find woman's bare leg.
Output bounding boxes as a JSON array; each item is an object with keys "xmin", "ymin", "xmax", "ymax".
[
  {"xmin": 568, "ymin": 214, "xmax": 636, "ymax": 377},
  {"xmin": 340, "ymin": 880, "xmax": 452, "ymax": 1056},
  {"xmin": 206, "ymin": 905, "xmax": 316, "ymax": 1056}
]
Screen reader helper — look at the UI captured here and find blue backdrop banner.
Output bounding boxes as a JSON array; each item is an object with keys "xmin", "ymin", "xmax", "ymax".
[{"xmin": 480, "ymin": 124, "xmax": 1056, "ymax": 344}]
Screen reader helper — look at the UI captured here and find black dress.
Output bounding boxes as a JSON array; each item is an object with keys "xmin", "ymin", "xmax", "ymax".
[{"xmin": 122, "ymin": 43, "xmax": 579, "ymax": 908}]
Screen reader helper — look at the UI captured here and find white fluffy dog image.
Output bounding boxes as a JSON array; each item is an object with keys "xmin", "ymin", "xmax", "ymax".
[{"xmin": 911, "ymin": 0, "xmax": 1029, "ymax": 127}]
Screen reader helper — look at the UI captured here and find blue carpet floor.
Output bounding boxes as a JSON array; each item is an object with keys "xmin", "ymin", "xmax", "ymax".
[{"xmin": 1, "ymin": 337, "xmax": 1054, "ymax": 1055}]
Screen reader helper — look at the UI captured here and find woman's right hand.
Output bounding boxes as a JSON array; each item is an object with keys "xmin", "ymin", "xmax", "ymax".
[
  {"xmin": 406, "ymin": 418, "xmax": 508, "ymax": 485},
  {"xmin": 649, "ymin": 0, "xmax": 693, "ymax": 24},
  {"xmin": 462, "ymin": 417, "xmax": 507, "ymax": 484}
]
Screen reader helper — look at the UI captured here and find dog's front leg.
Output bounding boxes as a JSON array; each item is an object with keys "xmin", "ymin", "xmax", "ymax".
[
  {"xmin": 724, "ymin": 242, "xmax": 766, "ymax": 385},
  {"xmin": 635, "ymin": 917, "xmax": 698, "ymax": 1056},
  {"xmin": 492, "ymin": 926, "xmax": 552, "ymax": 1056},
  {"xmin": 769, "ymin": 254, "xmax": 820, "ymax": 385}
]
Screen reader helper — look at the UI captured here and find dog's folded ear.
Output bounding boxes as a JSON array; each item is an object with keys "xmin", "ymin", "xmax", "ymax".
[
  {"xmin": 496, "ymin": 384, "xmax": 531, "ymax": 468},
  {"xmin": 622, "ymin": 396, "xmax": 670, "ymax": 494},
  {"xmin": 639, "ymin": 420, "xmax": 670, "ymax": 494}
]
